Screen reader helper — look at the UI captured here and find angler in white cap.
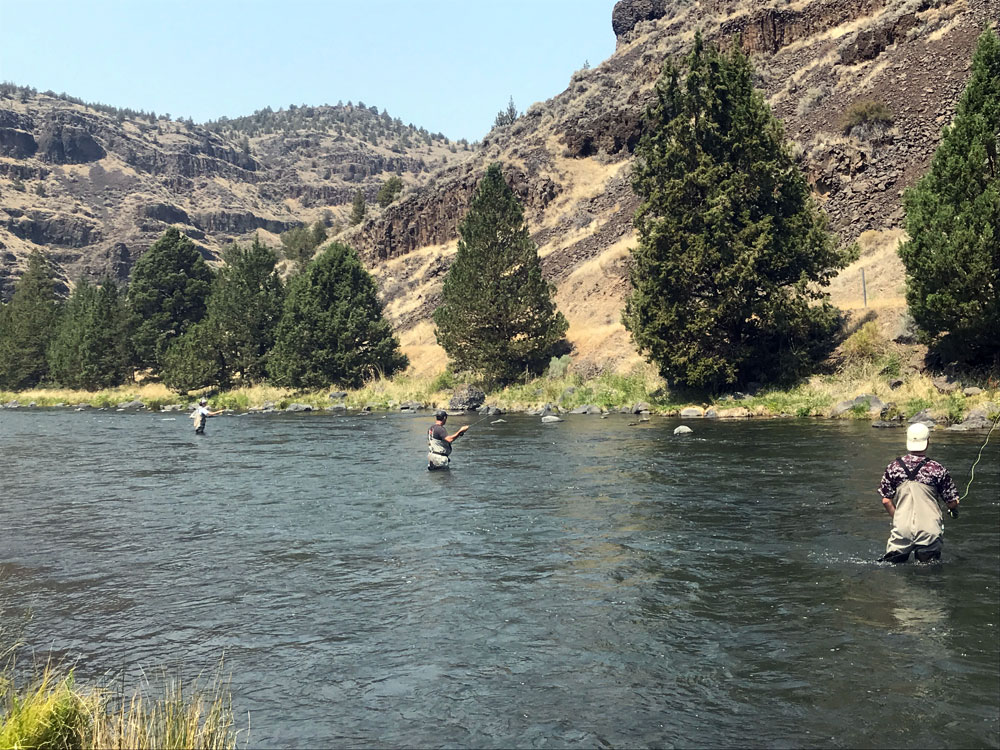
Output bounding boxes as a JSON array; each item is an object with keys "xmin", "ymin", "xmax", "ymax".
[{"xmin": 877, "ymin": 422, "xmax": 960, "ymax": 563}]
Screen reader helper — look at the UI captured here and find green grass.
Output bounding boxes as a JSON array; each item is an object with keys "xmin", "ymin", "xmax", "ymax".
[
  {"xmin": 0, "ymin": 660, "xmax": 240, "ymax": 750},
  {"xmin": 3, "ymin": 366, "xmax": 998, "ymax": 424}
]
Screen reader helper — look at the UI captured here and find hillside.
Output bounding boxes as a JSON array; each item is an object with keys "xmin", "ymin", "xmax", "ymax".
[
  {"xmin": 1, "ymin": 0, "xmax": 994, "ymax": 377},
  {"xmin": 0, "ymin": 92, "xmax": 471, "ymax": 295}
]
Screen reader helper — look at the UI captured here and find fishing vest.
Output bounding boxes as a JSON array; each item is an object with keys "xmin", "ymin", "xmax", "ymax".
[{"xmin": 889, "ymin": 457, "xmax": 944, "ymax": 545}]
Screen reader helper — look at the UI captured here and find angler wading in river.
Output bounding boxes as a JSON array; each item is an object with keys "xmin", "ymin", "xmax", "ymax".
[
  {"xmin": 427, "ymin": 410, "xmax": 469, "ymax": 470},
  {"xmin": 877, "ymin": 422, "xmax": 960, "ymax": 563},
  {"xmin": 191, "ymin": 398, "xmax": 224, "ymax": 435}
]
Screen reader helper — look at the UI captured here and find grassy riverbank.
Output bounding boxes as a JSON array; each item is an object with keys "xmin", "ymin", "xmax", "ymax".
[
  {"xmin": 0, "ymin": 658, "xmax": 239, "ymax": 750},
  {"xmin": 2, "ymin": 363, "xmax": 997, "ymax": 424}
]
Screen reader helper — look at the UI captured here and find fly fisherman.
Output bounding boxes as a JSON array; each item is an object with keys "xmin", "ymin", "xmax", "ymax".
[
  {"xmin": 878, "ymin": 422, "xmax": 959, "ymax": 563},
  {"xmin": 191, "ymin": 398, "xmax": 224, "ymax": 435},
  {"xmin": 427, "ymin": 409, "xmax": 469, "ymax": 470}
]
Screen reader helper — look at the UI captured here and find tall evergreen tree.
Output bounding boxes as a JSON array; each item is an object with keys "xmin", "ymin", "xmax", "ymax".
[
  {"xmin": 0, "ymin": 251, "xmax": 63, "ymax": 390},
  {"xmin": 268, "ymin": 241, "xmax": 407, "ymax": 388},
  {"xmin": 433, "ymin": 163, "xmax": 568, "ymax": 386},
  {"xmin": 48, "ymin": 278, "xmax": 131, "ymax": 389},
  {"xmin": 160, "ymin": 321, "xmax": 226, "ymax": 393},
  {"xmin": 898, "ymin": 26, "xmax": 1000, "ymax": 368},
  {"xmin": 349, "ymin": 190, "xmax": 367, "ymax": 226},
  {"xmin": 623, "ymin": 35, "xmax": 852, "ymax": 391},
  {"xmin": 207, "ymin": 237, "xmax": 285, "ymax": 383},
  {"xmin": 128, "ymin": 227, "xmax": 213, "ymax": 372}
]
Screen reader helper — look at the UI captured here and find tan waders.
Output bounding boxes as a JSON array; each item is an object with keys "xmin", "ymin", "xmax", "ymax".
[{"xmin": 881, "ymin": 458, "xmax": 945, "ymax": 563}]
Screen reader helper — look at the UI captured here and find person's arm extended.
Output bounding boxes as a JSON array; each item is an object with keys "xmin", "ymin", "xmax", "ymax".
[
  {"xmin": 881, "ymin": 496, "xmax": 896, "ymax": 517},
  {"xmin": 208, "ymin": 409, "xmax": 225, "ymax": 417},
  {"xmin": 445, "ymin": 425, "xmax": 469, "ymax": 443}
]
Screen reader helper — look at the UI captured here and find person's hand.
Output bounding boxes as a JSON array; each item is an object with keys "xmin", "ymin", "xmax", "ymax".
[{"xmin": 459, "ymin": 425, "xmax": 469, "ymax": 433}]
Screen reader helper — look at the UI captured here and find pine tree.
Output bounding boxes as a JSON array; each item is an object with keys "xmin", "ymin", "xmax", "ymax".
[
  {"xmin": 48, "ymin": 279, "xmax": 131, "ymax": 389},
  {"xmin": 898, "ymin": 27, "xmax": 1000, "ymax": 368},
  {"xmin": 268, "ymin": 242, "xmax": 407, "ymax": 388},
  {"xmin": 128, "ymin": 227, "xmax": 213, "ymax": 372},
  {"xmin": 434, "ymin": 163, "xmax": 568, "ymax": 386},
  {"xmin": 623, "ymin": 35, "xmax": 853, "ymax": 391},
  {"xmin": 0, "ymin": 251, "xmax": 63, "ymax": 390},
  {"xmin": 207, "ymin": 237, "xmax": 284, "ymax": 383},
  {"xmin": 349, "ymin": 190, "xmax": 366, "ymax": 226}
]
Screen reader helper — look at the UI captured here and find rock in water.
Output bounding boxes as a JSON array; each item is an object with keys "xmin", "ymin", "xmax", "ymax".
[
  {"xmin": 674, "ymin": 425, "xmax": 693, "ymax": 435},
  {"xmin": 541, "ymin": 415, "xmax": 563, "ymax": 423}
]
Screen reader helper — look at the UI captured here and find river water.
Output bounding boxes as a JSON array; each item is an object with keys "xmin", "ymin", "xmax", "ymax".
[{"xmin": 1, "ymin": 409, "xmax": 997, "ymax": 748}]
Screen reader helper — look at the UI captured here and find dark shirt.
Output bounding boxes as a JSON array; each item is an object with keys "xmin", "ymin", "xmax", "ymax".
[
  {"xmin": 429, "ymin": 424, "xmax": 448, "ymax": 442},
  {"xmin": 879, "ymin": 453, "xmax": 959, "ymax": 504}
]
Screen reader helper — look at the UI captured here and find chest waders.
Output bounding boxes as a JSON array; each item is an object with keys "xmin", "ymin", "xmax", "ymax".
[
  {"xmin": 427, "ymin": 430, "xmax": 451, "ymax": 470},
  {"xmin": 192, "ymin": 410, "xmax": 207, "ymax": 434},
  {"xmin": 884, "ymin": 458, "xmax": 944, "ymax": 557}
]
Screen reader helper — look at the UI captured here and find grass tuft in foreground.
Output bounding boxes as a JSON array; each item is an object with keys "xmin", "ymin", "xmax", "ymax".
[{"xmin": 0, "ymin": 659, "xmax": 241, "ymax": 750}]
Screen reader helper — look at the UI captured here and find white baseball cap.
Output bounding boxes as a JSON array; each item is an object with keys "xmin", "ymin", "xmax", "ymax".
[{"xmin": 906, "ymin": 422, "xmax": 929, "ymax": 452}]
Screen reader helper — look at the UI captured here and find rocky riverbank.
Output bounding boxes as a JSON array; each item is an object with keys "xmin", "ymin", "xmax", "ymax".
[{"xmin": 2, "ymin": 369, "xmax": 997, "ymax": 432}]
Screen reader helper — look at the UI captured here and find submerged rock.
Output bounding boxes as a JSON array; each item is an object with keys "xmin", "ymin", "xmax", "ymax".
[{"xmin": 541, "ymin": 415, "xmax": 563, "ymax": 423}]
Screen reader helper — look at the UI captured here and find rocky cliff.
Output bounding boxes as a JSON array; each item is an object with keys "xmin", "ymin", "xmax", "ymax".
[{"xmin": 1, "ymin": 0, "xmax": 993, "ymax": 375}]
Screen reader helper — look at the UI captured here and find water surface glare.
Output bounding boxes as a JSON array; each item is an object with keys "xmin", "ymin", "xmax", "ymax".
[{"xmin": 1, "ymin": 410, "xmax": 998, "ymax": 748}]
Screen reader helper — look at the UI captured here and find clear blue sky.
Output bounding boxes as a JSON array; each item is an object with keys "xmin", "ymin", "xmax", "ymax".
[{"xmin": 0, "ymin": 0, "xmax": 618, "ymax": 142}]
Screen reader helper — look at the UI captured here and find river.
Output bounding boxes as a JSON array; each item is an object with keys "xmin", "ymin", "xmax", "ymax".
[{"xmin": 1, "ymin": 409, "xmax": 997, "ymax": 748}]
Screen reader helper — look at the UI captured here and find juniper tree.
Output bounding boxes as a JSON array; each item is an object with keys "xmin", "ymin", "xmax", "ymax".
[
  {"xmin": 160, "ymin": 320, "xmax": 226, "ymax": 393},
  {"xmin": 48, "ymin": 278, "xmax": 131, "ymax": 389},
  {"xmin": 623, "ymin": 35, "xmax": 852, "ymax": 391},
  {"xmin": 206, "ymin": 237, "xmax": 284, "ymax": 383},
  {"xmin": 898, "ymin": 26, "xmax": 1000, "ymax": 368},
  {"xmin": 268, "ymin": 241, "xmax": 407, "ymax": 389},
  {"xmin": 128, "ymin": 227, "xmax": 213, "ymax": 372},
  {"xmin": 0, "ymin": 251, "xmax": 63, "ymax": 390},
  {"xmin": 434, "ymin": 163, "xmax": 567, "ymax": 386},
  {"xmin": 376, "ymin": 175, "xmax": 404, "ymax": 207},
  {"xmin": 349, "ymin": 190, "xmax": 366, "ymax": 226}
]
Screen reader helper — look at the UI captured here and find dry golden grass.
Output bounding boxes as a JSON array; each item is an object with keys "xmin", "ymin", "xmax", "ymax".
[{"xmin": 827, "ymin": 228, "xmax": 907, "ymax": 312}]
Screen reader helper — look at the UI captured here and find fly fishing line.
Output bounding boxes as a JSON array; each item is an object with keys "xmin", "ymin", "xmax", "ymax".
[{"xmin": 959, "ymin": 411, "xmax": 1000, "ymax": 502}]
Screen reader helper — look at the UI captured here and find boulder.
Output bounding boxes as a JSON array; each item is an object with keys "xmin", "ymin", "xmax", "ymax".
[
  {"xmin": 477, "ymin": 405, "xmax": 504, "ymax": 416},
  {"xmin": 832, "ymin": 394, "xmax": 885, "ymax": 417},
  {"xmin": 570, "ymin": 404, "xmax": 602, "ymax": 414},
  {"xmin": 931, "ymin": 376, "xmax": 960, "ymax": 394},
  {"xmin": 399, "ymin": 401, "xmax": 425, "ymax": 411},
  {"xmin": 704, "ymin": 409, "xmax": 719, "ymax": 419},
  {"xmin": 449, "ymin": 384, "xmax": 486, "ymax": 411},
  {"xmin": 680, "ymin": 407, "xmax": 704, "ymax": 418},
  {"xmin": 2, "ymin": 400, "xmax": 18, "ymax": 408},
  {"xmin": 116, "ymin": 400, "xmax": 145, "ymax": 409},
  {"xmin": 963, "ymin": 387, "xmax": 983, "ymax": 397},
  {"xmin": 632, "ymin": 402, "xmax": 652, "ymax": 414},
  {"xmin": 717, "ymin": 407, "xmax": 751, "ymax": 419},
  {"xmin": 908, "ymin": 409, "xmax": 936, "ymax": 425},
  {"xmin": 285, "ymin": 403, "xmax": 312, "ymax": 412},
  {"xmin": 673, "ymin": 425, "xmax": 693, "ymax": 435},
  {"xmin": 871, "ymin": 420, "xmax": 904, "ymax": 429},
  {"xmin": 889, "ymin": 378, "xmax": 905, "ymax": 390},
  {"xmin": 327, "ymin": 403, "xmax": 347, "ymax": 411},
  {"xmin": 541, "ymin": 415, "xmax": 563, "ymax": 423}
]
